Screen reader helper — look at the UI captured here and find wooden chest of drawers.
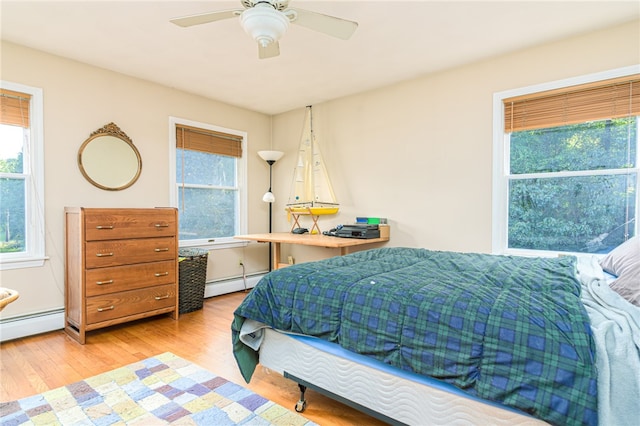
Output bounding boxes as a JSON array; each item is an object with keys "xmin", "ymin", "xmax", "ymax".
[{"xmin": 64, "ymin": 207, "xmax": 179, "ymax": 344}]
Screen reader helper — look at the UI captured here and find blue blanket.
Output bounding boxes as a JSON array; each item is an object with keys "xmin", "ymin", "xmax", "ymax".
[
  {"xmin": 232, "ymin": 248, "xmax": 598, "ymax": 425},
  {"xmin": 577, "ymin": 256, "xmax": 640, "ymax": 426}
]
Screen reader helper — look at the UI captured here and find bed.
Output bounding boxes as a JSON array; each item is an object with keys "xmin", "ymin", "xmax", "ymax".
[{"xmin": 231, "ymin": 245, "xmax": 640, "ymax": 426}]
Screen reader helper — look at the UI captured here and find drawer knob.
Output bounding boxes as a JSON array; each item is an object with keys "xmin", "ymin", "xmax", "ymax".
[
  {"xmin": 154, "ymin": 272, "xmax": 169, "ymax": 277},
  {"xmin": 96, "ymin": 252, "xmax": 114, "ymax": 257},
  {"xmin": 96, "ymin": 280, "xmax": 114, "ymax": 285},
  {"xmin": 154, "ymin": 248, "xmax": 170, "ymax": 252},
  {"xmin": 97, "ymin": 305, "xmax": 115, "ymax": 312},
  {"xmin": 155, "ymin": 294, "xmax": 170, "ymax": 300},
  {"xmin": 155, "ymin": 223, "xmax": 170, "ymax": 228},
  {"xmin": 96, "ymin": 225, "xmax": 114, "ymax": 230}
]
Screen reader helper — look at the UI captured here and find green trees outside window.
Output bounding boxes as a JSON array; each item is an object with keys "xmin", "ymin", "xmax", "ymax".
[
  {"xmin": 176, "ymin": 149, "xmax": 238, "ymax": 241},
  {"xmin": 508, "ymin": 118, "xmax": 637, "ymax": 253},
  {"xmin": 0, "ymin": 125, "xmax": 26, "ymax": 254}
]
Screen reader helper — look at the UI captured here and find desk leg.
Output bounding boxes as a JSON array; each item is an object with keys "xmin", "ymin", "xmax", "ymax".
[
  {"xmin": 340, "ymin": 247, "xmax": 349, "ymax": 256},
  {"xmin": 273, "ymin": 242, "xmax": 282, "ymax": 270}
]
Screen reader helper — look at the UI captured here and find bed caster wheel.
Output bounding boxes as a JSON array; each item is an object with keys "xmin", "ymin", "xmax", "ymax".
[
  {"xmin": 295, "ymin": 383, "xmax": 307, "ymax": 412},
  {"xmin": 295, "ymin": 400, "xmax": 307, "ymax": 412}
]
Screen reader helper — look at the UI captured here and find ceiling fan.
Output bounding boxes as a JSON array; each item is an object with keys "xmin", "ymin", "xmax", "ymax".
[{"xmin": 170, "ymin": 0, "xmax": 358, "ymax": 59}]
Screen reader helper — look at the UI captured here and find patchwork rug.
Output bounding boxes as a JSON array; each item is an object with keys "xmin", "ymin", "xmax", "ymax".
[{"xmin": 0, "ymin": 352, "xmax": 316, "ymax": 425}]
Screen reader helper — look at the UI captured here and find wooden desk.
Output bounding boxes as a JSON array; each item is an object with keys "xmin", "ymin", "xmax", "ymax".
[{"xmin": 234, "ymin": 232, "xmax": 389, "ymax": 270}]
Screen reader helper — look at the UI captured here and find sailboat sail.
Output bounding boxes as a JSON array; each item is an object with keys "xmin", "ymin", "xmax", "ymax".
[{"xmin": 287, "ymin": 106, "xmax": 339, "ymax": 215}]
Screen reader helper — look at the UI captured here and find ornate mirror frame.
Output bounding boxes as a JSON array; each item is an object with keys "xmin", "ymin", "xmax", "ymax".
[{"xmin": 78, "ymin": 122, "xmax": 142, "ymax": 191}]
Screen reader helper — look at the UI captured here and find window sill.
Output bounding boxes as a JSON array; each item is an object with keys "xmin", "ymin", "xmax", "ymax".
[
  {"xmin": 179, "ymin": 239, "xmax": 248, "ymax": 251},
  {"xmin": 497, "ymin": 248, "xmax": 608, "ymax": 259},
  {"xmin": 0, "ymin": 255, "xmax": 48, "ymax": 271}
]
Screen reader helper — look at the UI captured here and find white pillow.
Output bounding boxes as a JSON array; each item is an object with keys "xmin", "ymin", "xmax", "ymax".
[{"xmin": 599, "ymin": 236, "xmax": 640, "ymax": 307}]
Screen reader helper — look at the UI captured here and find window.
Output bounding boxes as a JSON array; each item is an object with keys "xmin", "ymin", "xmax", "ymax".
[
  {"xmin": 0, "ymin": 82, "xmax": 45, "ymax": 270},
  {"xmin": 169, "ymin": 117, "xmax": 247, "ymax": 249},
  {"xmin": 493, "ymin": 68, "xmax": 640, "ymax": 255}
]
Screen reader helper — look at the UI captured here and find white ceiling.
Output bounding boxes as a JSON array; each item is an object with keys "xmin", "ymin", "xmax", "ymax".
[{"xmin": 2, "ymin": 1, "xmax": 639, "ymax": 115}]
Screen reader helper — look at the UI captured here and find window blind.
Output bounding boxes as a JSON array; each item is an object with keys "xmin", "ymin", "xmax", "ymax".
[
  {"xmin": 0, "ymin": 89, "xmax": 31, "ymax": 128},
  {"xmin": 176, "ymin": 123, "xmax": 242, "ymax": 158},
  {"xmin": 504, "ymin": 75, "xmax": 640, "ymax": 133}
]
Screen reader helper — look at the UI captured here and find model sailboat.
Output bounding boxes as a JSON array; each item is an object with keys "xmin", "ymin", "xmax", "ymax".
[{"xmin": 287, "ymin": 106, "xmax": 338, "ymax": 232}]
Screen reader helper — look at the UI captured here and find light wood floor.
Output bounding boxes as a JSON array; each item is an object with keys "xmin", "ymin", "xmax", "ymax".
[{"xmin": 0, "ymin": 291, "xmax": 386, "ymax": 426}]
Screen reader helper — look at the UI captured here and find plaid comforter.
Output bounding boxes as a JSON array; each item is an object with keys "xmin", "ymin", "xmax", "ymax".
[{"xmin": 232, "ymin": 247, "xmax": 598, "ymax": 426}]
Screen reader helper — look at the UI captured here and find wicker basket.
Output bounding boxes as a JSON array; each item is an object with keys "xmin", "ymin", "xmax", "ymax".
[{"xmin": 178, "ymin": 248, "xmax": 208, "ymax": 314}]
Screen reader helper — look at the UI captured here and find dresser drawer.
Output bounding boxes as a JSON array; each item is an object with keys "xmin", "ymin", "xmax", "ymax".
[
  {"xmin": 85, "ymin": 261, "xmax": 176, "ymax": 296},
  {"xmin": 85, "ymin": 237, "xmax": 176, "ymax": 268},
  {"xmin": 86, "ymin": 284, "xmax": 176, "ymax": 324},
  {"xmin": 83, "ymin": 208, "xmax": 177, "ymax": 241}
]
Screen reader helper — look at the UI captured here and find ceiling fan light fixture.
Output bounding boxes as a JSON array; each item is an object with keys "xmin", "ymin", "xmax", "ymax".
[
  {"xmin": 240, "ymin": 4, "xmax": 289, "ymax": 47},
  {"xmin": 171, "ymin": 0, "xmax": 357, "ymax": 59}
]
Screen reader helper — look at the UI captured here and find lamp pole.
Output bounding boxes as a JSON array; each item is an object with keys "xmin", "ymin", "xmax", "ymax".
[
  {"xmin": 266, "ymin": 159, "xmax": 275, "ymax": 271},
  {"xmin": 258, "ymin": 150, "xmax": 284, "ymax": 272}
]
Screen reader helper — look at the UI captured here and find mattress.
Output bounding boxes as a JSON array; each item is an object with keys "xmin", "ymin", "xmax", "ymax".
[{"xmin": 258, "ymin": 328, "xmax": 547, "ymax": 426}]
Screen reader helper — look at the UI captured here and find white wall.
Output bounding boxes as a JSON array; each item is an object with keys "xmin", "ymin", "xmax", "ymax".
[
  {"xmin": 0, "ymin": 41, "xmax": 273, "ymax": 321},
  {"xmin": 1, "ymin": 19, "xmax": 638, "ymax": 326},
  {"xmin": 270, "ymin": 20, "xmax": 640, "ymax": 264}
]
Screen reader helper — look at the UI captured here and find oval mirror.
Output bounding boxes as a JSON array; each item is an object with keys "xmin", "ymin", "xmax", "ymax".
[{"xmin": 78, "ymin": 122, "xmax": 142, "ymax": 191}]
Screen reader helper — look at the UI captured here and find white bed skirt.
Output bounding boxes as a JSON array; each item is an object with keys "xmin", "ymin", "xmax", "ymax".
[{"xmin": 258, "ymin": 328, "xmax": 548, "ymax": 426}]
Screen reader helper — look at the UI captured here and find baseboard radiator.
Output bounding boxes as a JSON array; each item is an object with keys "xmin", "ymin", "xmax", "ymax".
[{"xmin": 0, "ymin": 274, "xmax": 265, "ymax": 342}]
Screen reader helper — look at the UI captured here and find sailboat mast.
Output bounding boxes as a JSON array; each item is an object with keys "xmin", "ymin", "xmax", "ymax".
[{"xmin": 308, "ymin": 105, "xmax": 315, "ymax": 204}]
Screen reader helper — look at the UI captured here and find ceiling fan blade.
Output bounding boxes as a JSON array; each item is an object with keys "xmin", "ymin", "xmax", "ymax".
[
  {"xmin": 170, "ymin": 9, "xmax": 240, "ymax": 27},
  {"xmin": 287, "ymin": 8, "xmax": 358, "ymax": 40},
  {"xmin": 259, "ymin": 41, "xmax": 280, "ymax": 59}
]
